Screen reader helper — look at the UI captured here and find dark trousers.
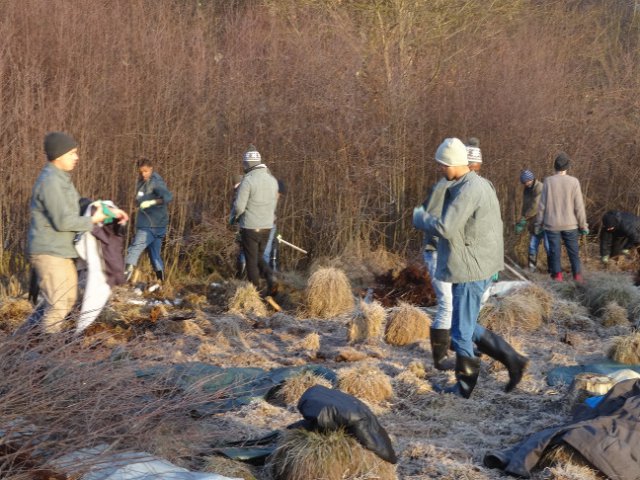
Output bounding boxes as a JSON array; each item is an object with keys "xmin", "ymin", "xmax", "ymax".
[
  {"xmin": 241, "ymin": 228, "xmax": 274, "ymax": 289},
  {"xmin": 546, "ymin": 229, "xmax": 581, "ymax": 277}
]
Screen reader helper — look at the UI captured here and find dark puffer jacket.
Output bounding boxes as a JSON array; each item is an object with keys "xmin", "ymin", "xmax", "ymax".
[{"xmin": 600, "ymin": 210, "xmax": 640, "ymax": 257}]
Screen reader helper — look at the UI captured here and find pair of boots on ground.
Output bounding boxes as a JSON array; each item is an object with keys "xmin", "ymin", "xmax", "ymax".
[
  {"xmin": 124, "ymin": 264, "xmax": 164, "ymax": 283},
  {"xmin": 430, "ymin": 328, "xmax": 529, "ymax": 399}
]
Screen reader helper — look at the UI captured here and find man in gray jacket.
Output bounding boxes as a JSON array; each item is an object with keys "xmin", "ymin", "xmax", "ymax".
[
  {"xmin": 231, "ymin": 144, "xmax": 279, "ymax": 294},
  {"xmin": 26, "ymin": 132, "xmax": 107, "ymax": 333},
  {"xmin": 414, "ymin": 137, "xmax": 528, "ymax": 398}
]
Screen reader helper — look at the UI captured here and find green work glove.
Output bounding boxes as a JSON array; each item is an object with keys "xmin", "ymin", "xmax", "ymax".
[
  {"xmin": 491, "ymin": 272, "xmax": 499, "ymax": 282},
  {"xmin": 140, "ymin": 199, "xmax": 157, "ymax": 210},
  {"xmin": 515, "ymin": 218, "xmax": 527, "ymax": 234},
  {"xmin": 534, "ymin": 224, "xmax": 543, "ymax": 236},
  {"xmin": 100, "ymin": 202, "xmax": 118, "ymax": 225},
  {"xmin": 579, "ymin": 228, "xmax": 589, "ymax": 236},
  {"xmin": 601, "ymin": 255, "xmax": 609, "ymax": 264},
  {"xmin": 229, "ymin": 213, "xmax": 237, "ymax": 226}
]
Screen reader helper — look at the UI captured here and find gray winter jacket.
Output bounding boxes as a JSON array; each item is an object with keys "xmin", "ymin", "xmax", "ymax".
[
  {"xmin": 415, "ymin": 171, "xmax": 503, "ymax": 283},
  {"xmin": 134, "ymin": 171, "xmax": 173, "ymax": 229},
  {"xmin": 233, "ymin": 165, "xmax": 278, "ymax": 230},
  {"xmin": 27, "ymin": 163, "xmax": 93, "ymax": 258},
  {"xmin": 421, "ymin": 177, "xmax": 451, "ymax": 252}
]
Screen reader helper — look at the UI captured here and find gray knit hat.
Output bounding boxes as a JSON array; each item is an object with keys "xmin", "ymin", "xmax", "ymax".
[{"xmin": 44, "ymin": 132, "xmax": 77, "ymax": 161}]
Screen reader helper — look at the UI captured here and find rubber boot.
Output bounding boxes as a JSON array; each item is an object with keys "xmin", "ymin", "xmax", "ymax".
[
  {"xmin": 430, "ymin": 328, "xmax": 453, "ymax": 371},
  {"xmin": 475, "ymin": 329, "xmax": 529, "ymax": 392},
  {"xmin": 442, "ymin": 355, "xmax": 481, "ymax": 399},
  {"xmin": 124, "ymin": 264, "xmax": 135, "ymax": 282},
  {"xmin": 155, "ymin": 270, "xmax": 165, "ymax": 282}
]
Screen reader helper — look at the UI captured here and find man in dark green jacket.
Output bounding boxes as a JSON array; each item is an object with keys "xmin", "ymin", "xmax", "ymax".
[{"xmin": 26, "ymin": 132, "xmax": 106, "ymax": 333}]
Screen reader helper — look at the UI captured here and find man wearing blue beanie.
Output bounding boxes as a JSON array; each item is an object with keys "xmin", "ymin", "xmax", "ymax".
[{"xmin": 515, "ymin": 170, "xmax": 549, "ymax": 273}]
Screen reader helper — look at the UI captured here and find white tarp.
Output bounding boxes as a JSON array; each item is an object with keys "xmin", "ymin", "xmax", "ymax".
[{"xmin": 50, "ymin": 445, "xmax": 241, "ymax": 480}]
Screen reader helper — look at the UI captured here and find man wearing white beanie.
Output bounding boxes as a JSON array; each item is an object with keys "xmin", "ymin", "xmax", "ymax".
[{"xmin": 413, "ymin": 138, "xmax": 528, "ymax": 398}]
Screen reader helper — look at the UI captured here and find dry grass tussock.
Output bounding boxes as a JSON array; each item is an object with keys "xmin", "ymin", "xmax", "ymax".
[
  {"xmin": 348, "ymin": 299, "xmax": 385, "ymax": 343},
  {"xmin": 551, "ymin": 298, "xmax": 596, "ymax": 332},
  {"xmin": 0, "ymin": 298, "xmax": 32, "ymax": 332},
  {"xmin": 538, "ymin": 443, "xmax": 605, "ymax": 479},
  {"xmin": 479, "ymin": 283, "xmax": 554, "ymax": 334},
  {"xmin": 607, "ymin": 332, "xmax": 640, "ymax": 364},
  {"xmin": 0, "ymin": 331, "xmax": 229, "ymax": 476},
  {"xmin": 577, "ymin": 272, "xmax": 640, "ymax": 318},
  {"xmin": 384, "ymin": 302, "xmax": 429, "ymax": 346},
  {"xmin": 338, "ymin": 364, "xmax": 393, "ymax": 404},
  {"xmin": 276, "ymin": 371, "xmax": 333, "ymax": 406},
  {"xmin": 600, "ymin": 301, "xmax": 629, "ymax": 327},
  {"xmin": 267, "ymin": 428, "xmax": 397, "ymax": 480},
  {"xmin": 304, "ymin": 267, "xmax": 354, "ymax": 319},
  {"xmin": 0, "ymin": 275, "xmax": 24, "ymax": 300},
  {"xmin": 228, "ymin": 282, "xmax": 267, "ymax": 317},
  {"xmin": 296, "ymin": 332, "xmax": 320, "ymax": 351},
  {"xmin": 203, "ymin": 455, "xmax": 257, "ymax": 480}
]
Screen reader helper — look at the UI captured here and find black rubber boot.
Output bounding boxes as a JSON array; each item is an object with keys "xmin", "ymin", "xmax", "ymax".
[
  {"xmin": 475, "ymin": 329, "xmax": 529, "ymax": 392},
  {"xmin": 430, "ymin": 328, "xmax": 453, "ymax": 371},
  {"xmin": 124, "ymin": 264, "xmax": 135, "ymax": 282},
  {"xmin": 443, "ymin": 355, "xmax": 481, "ymax": 399},
  {"xmin": 155, "ymin": 270, "xmax": 165, "ymax": 282}
]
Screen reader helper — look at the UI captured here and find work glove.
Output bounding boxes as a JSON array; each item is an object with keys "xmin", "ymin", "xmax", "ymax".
[
  {"xmin": 515, "ymin": 218, "xmax": 527, "ymax": 234},
  {"xmin": 601, "ymin": 255, "xmax": 609, "ymax": 264},
  {"xmin": 140, "ymin": 199, "xmax": 157, "ymax": 210},
  {"xmin": 412, "ymin": 205, "xmax": 432, "ymax": 231},
  {"xmin": 579, "ymin": 228, "xmax": 589, "ymax": 236},
  {"xmin": 621, "ymin": 249, "xmax": 630, "ymax": 256},
  {"xmin": 229, "ymin": 214, "xmax": 237, "ymax": 226}
]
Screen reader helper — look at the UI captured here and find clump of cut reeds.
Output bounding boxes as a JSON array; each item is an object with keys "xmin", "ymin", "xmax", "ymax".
[
  {"xmin": 607, "ymin": 332, "xmax": 640, "ymax": 364},
  {"xmin": 348, "ymin": 299, "xmax": 385, "ymax": 343},
  {"xmin": 228, "ymin": 282, "xmax": 267, "ymax": 317},
  {"xmin": 578, "ymin": 272, "xmax": 640, "ymax": 318},
  {"xmin": 304, "ymin": 267, "xmax": 354, "ymax": 319},
  {"xmin": 393, "ymin": 369, "xmax": 433, "ymax": 397},
  {"xmin": 478, "ymin": 284, "xmax": 553, "ymax": 334},
  {"xmin": 0, "ymin": 298, "xmax": 33, "ymax": 332},
  {"xmin": 203, "ymin": 455, "xmax": 257, "ymax": 480},
  {"xmin": 297, "ymin": 332, "xmax": 321, "ymax": 351},
  {"xmin": 267, "ymin": 428, "xmax": 397, "ymax": 480},
  {"xmin": 551, "ymin": 298, "xmax": 596, "ymax": 331},
  {"xmin": 276, "ymin": 371, "xmax": 333, "ymax": 406},
  {"xmin": 338, "ymin": 365, "xmax": 393, "ymax": 404},
  {"xmin": 384, "ymin": 302, "xmax": 429, "ymax": 346},
  {"xmin": 600, "ymin": 301, "xmax": 629, "ymax": 327},
  {"xmin": 538, "ymin": 443, "xmax": 599, "ymax": 472}
]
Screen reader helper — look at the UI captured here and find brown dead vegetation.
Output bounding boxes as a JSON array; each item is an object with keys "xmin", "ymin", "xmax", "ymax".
[
  {"xmin": 267, "ymin": 428, "xmax": 397, "ymax": 480},
  {"xmin": 304, "ymin": 267, "xmax": 354, "ymax": 319},
  {"xmin": 479, "ymin": 284, "xmax": 554, "ymax": 334},
  {"xmin": 384, "ymin": 302, "xmax": 430, "ymax": 346},
  {"xmin": 607, "ymin": 332, "xmax": 640, "ymax": 364},
  {"xmin": 347, "ymin": 299, "xmax": 386, "ymax": 344},
  {"xmin": 338, "ymin": 364, "xmax": 394, "ymax": 405}
]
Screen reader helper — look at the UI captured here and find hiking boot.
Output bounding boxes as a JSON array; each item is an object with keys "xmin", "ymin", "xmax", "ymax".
[
  {"xmin": 573, "ymin": 273, "xmax": 584, "ymax": 283},
  {"xmin": 551, "ymin": 272, "xmax": 563, "ymax": 282}
]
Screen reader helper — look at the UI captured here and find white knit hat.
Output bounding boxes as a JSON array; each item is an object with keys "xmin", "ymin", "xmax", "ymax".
[
  {"xmin": 242, "ymin": 144, "xmax": 262, "ymax": 170},
  {"xmin": 466, "ymin": 146, "xmax": 482, "ymax": 164},
  {"xmin": 435, "ymin": 138, "xmax": 468, "ymax": 166}
]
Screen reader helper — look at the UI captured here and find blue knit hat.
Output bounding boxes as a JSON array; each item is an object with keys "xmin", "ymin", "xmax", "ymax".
[{"xmin": 520, "ymin": 170, "xmax": 535, "ymax": 184}]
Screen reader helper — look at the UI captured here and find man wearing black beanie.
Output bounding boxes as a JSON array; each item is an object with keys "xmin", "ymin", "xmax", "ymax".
[
  {"xmin": 535, "ymin": 152, "xmax": 588, "ymax": 282},
  {"xmin": 24, "ymin": 132, "xmax": 107, "ymax": 333}
]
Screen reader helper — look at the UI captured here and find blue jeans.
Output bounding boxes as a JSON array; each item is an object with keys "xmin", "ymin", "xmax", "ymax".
[
  {"xmin": 529, "ymin": 231, "xmax": 549, "ymax": 257},
  {"xmin": 423, "ymin": 250, "xmax": 453, "ymax": 329},
  {"xmin": 451, "ymin": 278, "xmax": 491, "ymax": 358},
  {"xmin": 546, "ymin": 229, "xmax": 581, "ymax": 277},
  {"xmin": 125, "ymin": 227, "xmax": 166, "ymax": 272}
]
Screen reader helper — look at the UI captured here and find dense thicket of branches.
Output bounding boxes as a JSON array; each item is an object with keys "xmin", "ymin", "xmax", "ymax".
[{"xmin": 1, "ymin": 0, "xmax": 639, "ymax": 277}]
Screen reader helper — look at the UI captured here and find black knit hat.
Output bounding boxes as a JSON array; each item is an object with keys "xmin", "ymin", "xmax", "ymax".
[
  {"xmin": 44, "ymin": 132, "xmax": 78, "ymax": 161},
  {"xmin": 554, "ymin": 152, "xmax": 570, "ymax": 171},
  {"xmin": 602, "ymin": 211, "xmax": 619, "ymax": 229}
]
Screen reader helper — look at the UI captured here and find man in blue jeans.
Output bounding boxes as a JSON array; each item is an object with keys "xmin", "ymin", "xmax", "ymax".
[
  {"xmin": 414, "ymin": 138, "xmax": 528, "ymax": 398},
  {"xmin": 125, "ymin": 158, "xmax": 173, "ymax": 283},
  {"xmin": 535, "ymin": 152, "xmax": 588, "ymax": 282}
]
